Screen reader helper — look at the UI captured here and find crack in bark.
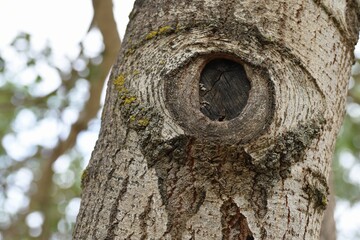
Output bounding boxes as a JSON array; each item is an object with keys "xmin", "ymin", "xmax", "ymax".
[
  {"xmin": 302, "ymin": 201, "xmax": 311, "ymax": 240},
  {"xmin": 105, "ymin": 176, "xmax": 129, "ymax": 240},
  {"xmin": 282, "ymin": 194, "xmax": 291, "ymax": 240},
  {"xmin": 220, "ymin": 198, "xmax": 254, "ymax": 240},
  {"xmin": 80, "ymin": 186, "xmax": 97, "ymax": 237},
  {"xmin": 139, "ymin": 194, "xmax": 153, "ymax": 240},
  {"xmin": 92, "ymin": 168, "xmax": 117, "ymax": 238}
]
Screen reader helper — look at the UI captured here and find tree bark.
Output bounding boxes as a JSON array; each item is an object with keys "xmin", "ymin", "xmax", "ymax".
[{"xmin": 74, "ymin": 0, "xmax": 360, "ymax": 239}]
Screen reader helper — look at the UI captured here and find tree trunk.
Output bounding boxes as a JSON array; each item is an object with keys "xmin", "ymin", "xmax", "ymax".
[{"xmin": 74, "ymin": 1, "xmax": 360, "ymax": 239}]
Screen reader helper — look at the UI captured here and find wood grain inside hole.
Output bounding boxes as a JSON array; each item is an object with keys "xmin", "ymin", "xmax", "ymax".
[{"xmin": 199, "ymin": 59, "xmax": 251, "ymax": 121}]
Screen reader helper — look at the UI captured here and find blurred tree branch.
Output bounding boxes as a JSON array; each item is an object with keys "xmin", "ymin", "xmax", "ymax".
[{"xmin": 2, "ymin": 0, "xmax": 121, "ymax": 239}]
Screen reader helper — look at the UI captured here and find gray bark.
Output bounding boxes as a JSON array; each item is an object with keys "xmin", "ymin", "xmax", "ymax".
[{"xmin": 74, "ymin": 0, "xmax": 360, "ymax": 239}]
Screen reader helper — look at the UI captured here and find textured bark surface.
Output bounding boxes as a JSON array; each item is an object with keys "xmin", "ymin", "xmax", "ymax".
[{"xmin": 74, "ymin": 0, "xmax": 360, "ymax": 239}]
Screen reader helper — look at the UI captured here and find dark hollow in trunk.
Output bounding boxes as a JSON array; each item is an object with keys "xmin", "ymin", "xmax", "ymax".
[{"xmin": 199, "ymin": 59, "xmax": 251, "ymax": 121}]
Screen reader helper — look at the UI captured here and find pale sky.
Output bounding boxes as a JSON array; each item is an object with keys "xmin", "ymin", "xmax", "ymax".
[
  {"xmin": 0, "ymin": 0, "xmax": 133, "ymax": 52},
  {"xmin": 0, "ymin": 1, "xmax": 359, "ymax": 239}
]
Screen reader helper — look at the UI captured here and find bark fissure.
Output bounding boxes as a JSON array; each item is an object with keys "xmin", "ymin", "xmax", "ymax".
[
  {"xmin": 220, "ymin": 198, "xmax": 254, "ymax": 240},
  {"xmin": 303, "ymin": 201, "xmax": 311, "ymax": 240},
  {"xmin": 139, "ymin": 194, "xmax": 153, "ymax": 240},
  {"xmin": 89, "ymin": 175, "xmax": 109, "ymax": 237},
  {"xmin": 282, "ymin": 194, "xmax": 292, "ymax": 240},
  {"xmin": 91, "ymin": 167, "xmax": 117, "ymax": 238},
  {"xmin": 79, "ymin": 188, "xmax": 96, "ymax": 237},
  {"xmin": 105, "ymin": 176, "xmax": 129, "ymax": 240}
]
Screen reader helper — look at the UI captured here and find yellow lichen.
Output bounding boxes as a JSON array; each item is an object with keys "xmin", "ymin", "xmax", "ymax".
[
  {"xmin": 114, "ymin": 74, "xmax": 129, "ymax": 94},
  {"xmin": 158, "ymin": 26, "xmax": 174, "ymax": 35},
  {"xmin": 133, "ymin": 70, "xmax": 140, "ymax": 76},
  {"xmin": 145, "ymin": 31, "xmax": 158, "ymax": 40},
  {"xmin": 81, "ymin": 169, "xmax": 88, "ymax": 181},
  {"xmin": 113, "ymin": 75, "xmax": 151, "ymax": 128},
  {"xmin": 321, "ymin": 194, "xmax": 328, "ymax": 206},
  {"xmin": 81, "ymin": 168, "xmax": 89, "ymax": 188},
  {"xmin": 145, "ymin": 26, "xmax": 175, "ymax": 41},
  {"xmin": 138, "ymin": 118, "xmax": 149, "ymax": 127},
  {"xmin": 123, "ymin": 96, "xmax": 137, "ymax": 105},
  {"xmin": 114, "ymin": 74, "xmax": 125, "ymax": 86},
  {"xmin": 129, "ymin": 115, "xmax": 136, "ymax": 122}
]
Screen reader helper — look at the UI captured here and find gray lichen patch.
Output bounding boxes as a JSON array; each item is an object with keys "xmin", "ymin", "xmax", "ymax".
[
  {"xmin": 262, "ymin": 118, "xmax": 325, "ymax": 178},
  {"xmin": 244, "ymin": 118, "xmax": 325, "ymax": 217},
  {"xmin": 303, "ymin": 184, "xmax": 328, "ymax": 211},
  {"xmin": 302, "ymin": 168, "xmax": 329, "ymax": 212}
]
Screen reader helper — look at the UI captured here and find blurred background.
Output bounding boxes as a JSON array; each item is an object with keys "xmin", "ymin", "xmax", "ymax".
[{"xmin": 0, "ymin": 0, "xmax": 359, "ymax": 239}]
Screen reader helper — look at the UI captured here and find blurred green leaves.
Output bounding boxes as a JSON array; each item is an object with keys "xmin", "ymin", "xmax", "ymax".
[{"xmin": 334, "ymin": 58, "xmax": 360, "ymax": 205}]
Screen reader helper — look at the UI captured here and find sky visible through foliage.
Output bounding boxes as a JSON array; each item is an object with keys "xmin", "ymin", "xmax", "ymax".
[{"xmin": 0, "ymin": 1, "xmax": 360, "ymax": 239}]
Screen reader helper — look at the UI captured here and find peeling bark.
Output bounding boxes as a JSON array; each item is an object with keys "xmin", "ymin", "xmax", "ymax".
[{"xmin": 74, "ymin": 0, "xmax": 360, "ymax": 239}]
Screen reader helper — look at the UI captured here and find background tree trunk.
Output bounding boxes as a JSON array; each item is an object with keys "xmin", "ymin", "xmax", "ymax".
[
  {"xmin": 74, "ymin": 0, "xmax": 360, "ymax": 239},
  {"xmin": 320, "ymin": 172, "xmax": 336, "ymax": 240}
]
